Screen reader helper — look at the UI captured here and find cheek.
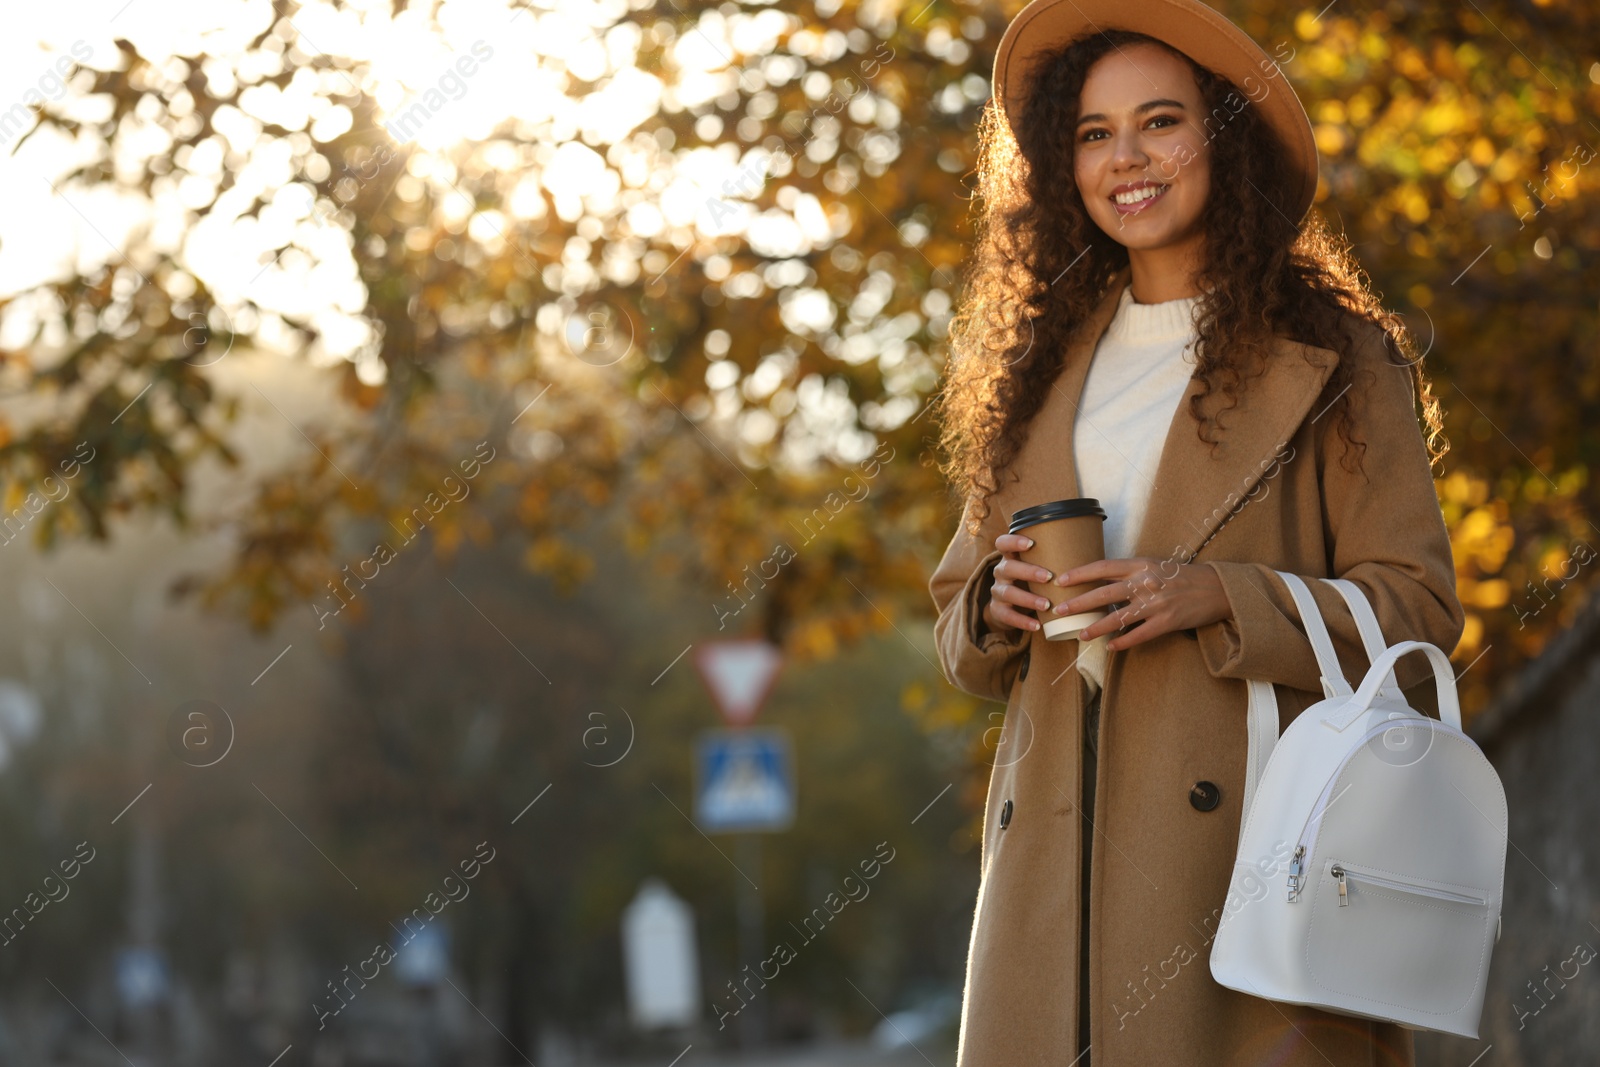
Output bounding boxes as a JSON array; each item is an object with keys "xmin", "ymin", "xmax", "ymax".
[
  {"xmin": 1073, "ymin": 141, "xmax": 1107, "ymax": 181},
  {"xmin": 1184, "ymin": 165, "xmax": 1211, "ymax": 213},
  {"xmin": 1183, "ymin": 138, "xmax": 1212, "ymax": 183},
  {"xmin": 1168, "ymin": 147, "xmax": 1210, "ymax": 210},
  {"xmin": 1163, "ymin": 138, "xmax": 1207, "ymax": 184},
  {"xmin": 1075, "ymin": 155, "xmax": 1108, "ymax": 214}
]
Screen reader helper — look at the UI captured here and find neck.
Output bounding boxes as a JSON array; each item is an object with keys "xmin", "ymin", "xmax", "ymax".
[{"xmin": 1125, "ymin": 239, "xmax": 1205, "ymax": 303}]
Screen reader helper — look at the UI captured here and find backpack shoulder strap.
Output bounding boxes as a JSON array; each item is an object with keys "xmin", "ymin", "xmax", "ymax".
[
  {"xmin": 1243, "ymin": 679, "xmax": 1279, "ymax": 822},
  {"xmin": 1275, "ymin": 571, "xmax": 1353, "ymax": 698},
  {"xmin": 1241, "ymin": 572, "xmax": 1348, "ymax": 823},
  {"xmin": 1320, "ymin": 577, "xmax": 1403, "ymax": 699},
  {"xmin": 1242, "ymin": 573, "xmax": 1400, "ymax": 821}
]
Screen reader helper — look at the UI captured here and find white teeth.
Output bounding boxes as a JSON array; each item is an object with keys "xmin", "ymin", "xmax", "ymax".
[{"xmin": 1114, "ymin": 184, "xmax": 1167, "ymax": 205}]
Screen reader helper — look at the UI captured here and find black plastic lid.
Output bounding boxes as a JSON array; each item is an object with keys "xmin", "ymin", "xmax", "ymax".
[{"xmin": 1009, "ymin": 497, "xmax": 1106, "ymax": 534}]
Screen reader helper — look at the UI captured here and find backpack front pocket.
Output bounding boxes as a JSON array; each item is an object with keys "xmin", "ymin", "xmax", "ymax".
[{"xmin": 1305, "ymin": 859, "xmax": 1493, "ymax": 1016}]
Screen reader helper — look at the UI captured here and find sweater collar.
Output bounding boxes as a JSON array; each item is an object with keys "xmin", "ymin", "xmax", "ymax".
[{"xmin": 1104, "ymin": 282, "xmax": 1201, "ymax": 343}]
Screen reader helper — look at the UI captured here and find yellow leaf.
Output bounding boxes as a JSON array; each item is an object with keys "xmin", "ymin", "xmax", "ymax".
[
  {"xmin": 1463, "ymin": 578, "xmax": 1509, "ymax": 609},
  {"xmin": 1294, "ymin": 11, "xmax": 1324, "ymax": 40}
]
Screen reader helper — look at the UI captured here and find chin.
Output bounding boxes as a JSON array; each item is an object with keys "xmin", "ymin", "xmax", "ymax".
[
  {"xmin": 1096, "ymin": 219, "xmax": 1174, "ymax": 248},
  {"xmin": 1098, "ymin": 208, "xmax": 1202, "ymax": 249}
]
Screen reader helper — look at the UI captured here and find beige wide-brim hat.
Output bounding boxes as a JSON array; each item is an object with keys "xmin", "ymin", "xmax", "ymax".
[{"xmin": 993, "ymin": 0, "xmax": 1320, "ymax": 223}]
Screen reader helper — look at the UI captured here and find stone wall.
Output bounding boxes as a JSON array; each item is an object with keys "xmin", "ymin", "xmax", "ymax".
[{"xmin": 1415, "ymin": 596, "xmax": 1600, "ymax": 1065}]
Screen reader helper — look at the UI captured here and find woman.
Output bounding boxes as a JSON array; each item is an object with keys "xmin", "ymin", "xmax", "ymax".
[{"xmin": 925, "ymin": 1, "xmax": 1465, "ymax": 1064}]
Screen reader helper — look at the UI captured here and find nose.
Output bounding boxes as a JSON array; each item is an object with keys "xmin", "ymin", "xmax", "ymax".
[{"xmin": 1109, "ymin": 123, "xmax": 1149, "ymax": 174}]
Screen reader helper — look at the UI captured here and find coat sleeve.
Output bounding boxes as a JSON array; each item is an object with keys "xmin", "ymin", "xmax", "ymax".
[
  {"xmin": 1193, "ymin": 323, "xmax": 1466, "ymax": 703},
  {"xmin": 928, "ymin": 494, "xmax": 1031, "ymax": 703}
]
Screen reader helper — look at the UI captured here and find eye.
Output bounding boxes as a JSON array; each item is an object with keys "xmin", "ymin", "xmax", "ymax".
[{"xmin": 1078, "ymin": 114, "xmax": 1180, "ymax": 142}]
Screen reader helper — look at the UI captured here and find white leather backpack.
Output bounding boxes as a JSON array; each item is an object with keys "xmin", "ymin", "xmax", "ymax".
[{"xmin": 1208, "ymin": 570, "xmax": 1508, "ymax": 1039}]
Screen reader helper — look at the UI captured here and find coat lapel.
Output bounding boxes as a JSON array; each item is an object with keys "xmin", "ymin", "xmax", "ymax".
[
  {"xmin": 1129, "ymin": 333, "xmax": 1339, "ymax": 565},
  {"xmin": 1010, "ymin": 263, "xmax": 1341, "ymax": 566},
  {"xmin": 1003, "ymin": 266, "xmax": 1131, "ymax": 511}
]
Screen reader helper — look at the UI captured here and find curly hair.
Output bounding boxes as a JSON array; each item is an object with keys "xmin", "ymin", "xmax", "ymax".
[{"xmin": 936, "ymin": 29, "xmax": 1448, "ymax": 535}]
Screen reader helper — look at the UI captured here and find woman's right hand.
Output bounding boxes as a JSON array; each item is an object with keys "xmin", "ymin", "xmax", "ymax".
[{"xmin": 980, "ymin": 533, "xmax": 1055, "ymax": 635}]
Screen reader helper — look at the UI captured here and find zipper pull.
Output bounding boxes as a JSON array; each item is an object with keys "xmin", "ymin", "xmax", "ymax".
[
  {"xmin": 1286, "ymin": 846, "xmax": 1305, "ymax": 902},
  {"xmin": 1333, "ymin": 864, "xmax": 1348, "ymax": 907}
]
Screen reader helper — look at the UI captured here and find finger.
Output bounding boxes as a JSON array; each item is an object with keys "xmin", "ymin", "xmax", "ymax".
[
  {"xmin": 1053, "ymin": 556, "xmax": 1142, "ymax": 586},
  {"xmin": 1106, "ymin": 616, "xmax": 1170, "ymax": 651},
  {"xmin": 1074, "ymin": 614, "xmax": 1120, "ymax": 642},
  {"xmin": 994, "ymin": 533, "xmax": 1037, "ymax": 555},
  {"xmin": 989, "ymin": 598, "xmax": 1042, "ymax": 632},
  {"xmin": 995, "ymin": 580, "xmax": 1051, "ymax": 614},
  {"xmin": 996, "ymin": 556, "xmax": 1054, "ymax": 585},
  {"xmin": 1074, "ymin": 598, "xmax": 1139, "ymax": 640},
  {"xmin": 1051, "ymin": 579, "xmax": 1134, "ymax": 616},
  {"xmin": 1088, "ymin": 604, "xmax": 1152, "ymax": 646},
  {"xmin": 1083, "ymin": 595, "xmax": 1161, "ymax": 640}
]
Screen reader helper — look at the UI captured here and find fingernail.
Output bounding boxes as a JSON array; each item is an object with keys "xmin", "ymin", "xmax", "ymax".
[{"xmin": 1022, "ymin": 538, "xmax": 1034, "ymax": 548}]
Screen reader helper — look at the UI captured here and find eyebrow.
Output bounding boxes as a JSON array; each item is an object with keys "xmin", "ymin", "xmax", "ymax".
[{"xmin": 1076, "ymin": 99, "xmax": 1188, "ymax": 127}]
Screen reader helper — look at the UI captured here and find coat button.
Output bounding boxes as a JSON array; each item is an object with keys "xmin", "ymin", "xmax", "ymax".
[
  {"xmin": 1000, "ymin": 798, "xmax": 1013, "ymax": 829},
  {"xmin": 1017, "ymin": 650, "xmax": 1031, "ymax": 680},
  {"xmin": 1189, "ymin": 781, "xmax": 1221, "ymax": 812}
]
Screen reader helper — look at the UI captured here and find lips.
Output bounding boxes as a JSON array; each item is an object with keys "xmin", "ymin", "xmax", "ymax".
[{"xmin": 1111, "ymin": 182, "xmax": 1169, "ymax": 216}]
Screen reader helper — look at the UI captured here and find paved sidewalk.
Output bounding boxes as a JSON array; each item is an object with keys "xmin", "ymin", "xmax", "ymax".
[{"xmin": 577, "ymin": 1038, "xmax": 956, "ymax": 1067}]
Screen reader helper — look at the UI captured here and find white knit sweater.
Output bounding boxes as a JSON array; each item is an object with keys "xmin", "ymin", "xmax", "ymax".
[{"xmin": 1073, "ymin": 281, "xmax": 1201, "ymax": 696}]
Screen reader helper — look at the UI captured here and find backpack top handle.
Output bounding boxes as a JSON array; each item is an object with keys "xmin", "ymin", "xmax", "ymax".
[{"xmin": 1323, "ymin": 640, "xmax": 1464, "ymax": 732}]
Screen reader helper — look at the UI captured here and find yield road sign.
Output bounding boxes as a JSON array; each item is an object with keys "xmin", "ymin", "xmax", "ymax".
[{"xmin": 693, "ymin": 639, "xmax": 783, "ymax": 726}]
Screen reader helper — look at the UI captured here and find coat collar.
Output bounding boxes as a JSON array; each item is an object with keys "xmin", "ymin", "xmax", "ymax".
[{"xmin": 1006, "ymin": 264, "xmax": 1340, "ymax": 565}]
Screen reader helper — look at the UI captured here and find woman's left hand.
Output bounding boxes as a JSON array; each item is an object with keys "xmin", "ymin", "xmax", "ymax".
[{"xmin": 1052, "ymin": 558, "xmax": 1233, "ymax": 651}]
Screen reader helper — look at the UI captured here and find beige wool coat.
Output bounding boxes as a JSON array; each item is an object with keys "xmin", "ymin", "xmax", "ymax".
[{"xmin": 928, "ymin": 263, "xmax": 1465, "ymax": 1066}]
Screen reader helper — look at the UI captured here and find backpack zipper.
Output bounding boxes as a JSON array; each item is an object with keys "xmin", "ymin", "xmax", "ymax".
[
  {"xmin": 1283, "ymin": 714, "xmax": 1450, "ymax": 903},
  {"xmin": 1325, "ymin": 860, "xmax": 1488, "ymax": 908}
]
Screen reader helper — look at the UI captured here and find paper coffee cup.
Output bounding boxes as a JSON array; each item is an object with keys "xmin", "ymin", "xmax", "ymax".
[{"xmin": 1009, "ymin": 498, "xmax": 1108, "ymax": 641}]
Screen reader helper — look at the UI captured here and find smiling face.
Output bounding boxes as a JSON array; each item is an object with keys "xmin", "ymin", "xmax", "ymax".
[{"xmin": 1073, "ymin": 42, "xmax": 1212, "ymax": 256}]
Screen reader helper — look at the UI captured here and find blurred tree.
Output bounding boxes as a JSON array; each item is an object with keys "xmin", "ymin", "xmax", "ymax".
[{"xmin": 0, "ymin": 0, "xmax": 1596, "ymax": 793}]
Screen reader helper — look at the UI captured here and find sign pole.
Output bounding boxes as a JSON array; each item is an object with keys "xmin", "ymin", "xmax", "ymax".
[
  {"xmin": 692, "ymin": 639, "xmax": 787, "ymax": 1049},
  {"xmin": 736, "ymin": 832, "xmax": 765, "ymax": 1049}
]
